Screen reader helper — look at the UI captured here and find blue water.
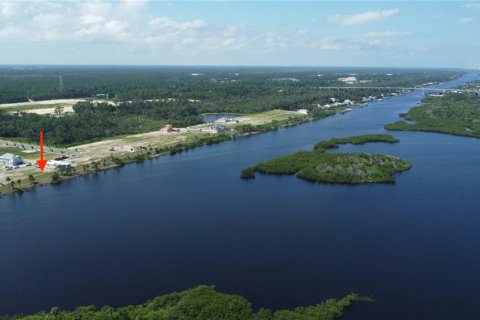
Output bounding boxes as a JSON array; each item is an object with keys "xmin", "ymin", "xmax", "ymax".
[{"xmin": 1, "ymin": 73, "xmax": 480, "ymax": 319}]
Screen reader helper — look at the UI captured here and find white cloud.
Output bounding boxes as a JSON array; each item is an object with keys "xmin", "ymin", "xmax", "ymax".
[
  {"xmin": 364, "ymin": 31, "xmax": 410, "ymax": 38},
  {"xmin": 81, "ymin": 15, "xmax": 105, "ymax": 25},
  {"xmin": 32, "ymin": 13, "xmax": 63, "ymax": 29},
  {"xmin": 0, "ymin": 1, "xmax": 16, "ymax": 18},
  {"xmin": 0, "ymin": 25, "xmax": 24, "ymax": 39},
  {"xmin": 0, "ymin": 0, "xmax": 448, "ymax": 66},
  {"xmin": 329, "ymin": 8, "xmax": 399, "ymax": 25},
  {"xmin": 150, "ymin": 17, "xmax": 207, "ymax": 31},
  {"xmin": 457, "ymin": 17, "xmax": 474, "ymax": 24}
]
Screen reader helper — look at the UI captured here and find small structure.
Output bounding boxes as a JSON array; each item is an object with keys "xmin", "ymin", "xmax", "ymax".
[
  {"xmin": 46, "ymin": 160, "xmax": 72, "ymax": 169},
  {"xmin": 296, "ymin": 109, "xmax": 309, "ymax": 115},
  {"xmin": 0, "ymin": 153, "xmax": 23, "ymax": 166},
  {"xmin": 161, "ymin": 124, "xmax": 180, "ymax": 133},
  {"xmin": 214, "ymin": 117, "xmax": 239, "ymax": 124},
  {"xmin": 338, "ymin": 76, "xmax": 358, "ymax": 84},
  {"xmin": 208, "ymin": 125, "xmax": 227, "ymax": 133}
]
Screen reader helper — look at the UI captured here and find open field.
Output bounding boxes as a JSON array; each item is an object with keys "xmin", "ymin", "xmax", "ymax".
[
  {"xmin": 234, "ymin": 110, "xmax": 306, "ymax": 125},
  {"xmin": 0, "ymin": 99, "xmax": 85, "ymax": 108},
  {"xmin": 0, "ymin": 99, "xmax": 116, "ymax": 114}
]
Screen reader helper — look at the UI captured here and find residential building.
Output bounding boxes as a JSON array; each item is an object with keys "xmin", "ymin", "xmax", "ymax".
[{"xmin": 0, "ymin": 153, "xmax": 23, "ymax": 166}]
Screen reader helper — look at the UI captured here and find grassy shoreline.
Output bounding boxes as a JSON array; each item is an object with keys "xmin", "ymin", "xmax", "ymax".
[{"xmin": 0, "ymin": 112, "xmax": 315, "ymax": 198}]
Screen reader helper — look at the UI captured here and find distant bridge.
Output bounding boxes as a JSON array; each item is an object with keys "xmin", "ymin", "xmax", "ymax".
[{"xmin": 315, "ymin": 86, "xmax": 479, "ymax": 94}]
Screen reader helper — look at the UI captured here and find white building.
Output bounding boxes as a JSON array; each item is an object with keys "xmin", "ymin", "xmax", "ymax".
[
  {"xmin": 47, "ymin": 160, "xmax": 72, "ymax": 169},
  {"xmin": 0, "ymin": 153, "xmax": 23, "ymax": 166},
  {"xmin": 338, "ymin": 76, "xmax": 358, "ymax": 84},
  {"xmin": 215, "ymin": 117, "xmax": 238, "ymax": 124},
  {"xmin": 206, "ymin": 125, "xmax": 227, "ymax": 133}
]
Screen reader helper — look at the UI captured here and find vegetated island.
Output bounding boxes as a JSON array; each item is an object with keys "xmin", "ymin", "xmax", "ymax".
[
  {"xmin": 3, "ymin": 286, "xmax": 373, "ymax": 320},
  {"xmin": 385, "ymin": 90, "xmax": 480, "ymax": 138},
  {"xmin": 241, "ymin": 134, "xmax": 411, "ymax": 184}
]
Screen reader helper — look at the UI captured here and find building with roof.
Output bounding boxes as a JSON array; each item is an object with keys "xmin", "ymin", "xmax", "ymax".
[
  {"xmin": 0, "ymin": 153, "xmax": 23, "ymax": 166},
  {"xmin": 161, "ymin": 124, "xmax": 180, "ymax": 133},
  {"xmin": 46, "ymin": 160, "xmax": 72, "ymax": 169}
]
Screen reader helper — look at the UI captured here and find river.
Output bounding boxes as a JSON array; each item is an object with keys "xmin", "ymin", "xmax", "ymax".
[{"xmin": 1, "ymin": 73, "xmax": 479, "ymax": 319}]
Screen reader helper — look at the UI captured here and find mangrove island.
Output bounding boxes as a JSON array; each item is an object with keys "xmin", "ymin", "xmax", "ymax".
[
  {"xmin": 4, "ymin": 285, "xmax": 373, "ymax": 320},
  {"xmin": 241, "ymin": 134, "xmax": 411, "ymax": 184},
  {"xmin": 385, "ymin": 87, "xmax": 480, "ymax": 138}
]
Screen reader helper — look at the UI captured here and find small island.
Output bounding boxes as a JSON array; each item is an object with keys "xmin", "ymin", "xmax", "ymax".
[
  {"xmin": 241, "ymin": 134, "xmax": 411, "ymax": 184},
  {"xmin": 385, "ymin": 91, "xmax": 480, "ymax": 138},
  {"xmin": 9, "ymin": 286, "xmax": 373, "ymax": 320}
]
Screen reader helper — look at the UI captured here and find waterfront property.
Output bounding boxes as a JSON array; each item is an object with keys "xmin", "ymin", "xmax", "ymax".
[
  {"xmin": 46, "ymin": 160, "xmax": 72, "ymax": 169},
  {"xmin": 0, "ymin": 153, "xmax": 23, "ymax": 166}
]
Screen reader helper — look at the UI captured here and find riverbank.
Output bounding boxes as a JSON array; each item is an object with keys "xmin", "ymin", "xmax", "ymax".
[
  {"xmin": 385, "ymin": 90, "xmax": 480, "ymax": 138},
  {"xmin": 0, "ymin": 84, "xmax": 439, "ymax": 198},
  {"xmin": 0, "ymin": 110, "xmax": 312, "ymax": 197}
]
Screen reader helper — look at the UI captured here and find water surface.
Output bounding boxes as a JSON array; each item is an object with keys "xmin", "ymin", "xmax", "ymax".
[{"xmin": 1, "ymin": 73, "xmax": 480, "ymax": 319}]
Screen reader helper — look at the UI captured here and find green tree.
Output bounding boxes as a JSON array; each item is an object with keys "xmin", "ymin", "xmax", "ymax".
[{"xmin": 51, "ymin": 172, "xmax": 61, "ymax": 185}]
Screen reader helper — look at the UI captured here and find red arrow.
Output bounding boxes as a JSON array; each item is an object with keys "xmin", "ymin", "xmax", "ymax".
[{"xmin": 36, "ymin": 131, "xmax": 47, "ymax": 171}]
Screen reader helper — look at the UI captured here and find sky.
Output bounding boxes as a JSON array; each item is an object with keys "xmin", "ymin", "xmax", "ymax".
[{"xmin": 0, "ymin": 1, "xmax": 479, "ymax": 68}]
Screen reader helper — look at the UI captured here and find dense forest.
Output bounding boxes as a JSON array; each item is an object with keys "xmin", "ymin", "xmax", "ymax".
[
  {"xmin": 0, "ymin": 101, "xmax": 201, "ymax": 145},
  {"xmin": 0, "ymin": 286, "xmax": 372, "ymax": 320},
  {"xmin": 385, "ymin": 93, "xmax": 480, "ymax": 138},
  {"xmin": 0, "ymin": 66, "xmax": 461, "ymax": 104},
  {"xmin": 0, "ymin": 66, "xmax": 463, "ymax": 146}
]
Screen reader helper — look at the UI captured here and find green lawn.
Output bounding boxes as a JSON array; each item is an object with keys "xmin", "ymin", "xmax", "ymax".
[{"xmin": 0, "ymin": 146, "xmax": 39, "ymax": 158}]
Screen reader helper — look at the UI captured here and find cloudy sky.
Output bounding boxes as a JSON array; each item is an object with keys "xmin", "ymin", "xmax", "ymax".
[{"xmin": 0, "ymin": 1, "xmax": 479, "ymax": 68}]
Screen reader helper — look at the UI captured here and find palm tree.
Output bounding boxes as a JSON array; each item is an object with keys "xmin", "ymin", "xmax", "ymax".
[{"xmin": 28, "ymin": 174, "xmax": 35, "ymax": 186}]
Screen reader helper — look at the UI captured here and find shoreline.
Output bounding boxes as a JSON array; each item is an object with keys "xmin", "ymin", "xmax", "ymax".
[
  {"xmin": 0, "ymin": 85, "xmax": 432, "ymax": 199},
  {"xmin": 0, "ymin": 113, "xmax": 314, "ymax": 198}
]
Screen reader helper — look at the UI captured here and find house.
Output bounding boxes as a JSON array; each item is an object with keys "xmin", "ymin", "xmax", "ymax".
[
  {"xmin": 161, "ymin": 124, "xmax": 180, "ymax": 133},
  {"xmin": 0, "ymin": 153, "xmax": 23, "ymax": 166},
  {"xmin": 296, "ymin": 109, "xmax": 309, "ymax": 115},
  {"xmin": 215, "ymin": 117, "xmax": 239, "ymax": 124},
  {"xmin": 208, "ymin": 125, "xmax": 227, "ymax": 133},
  {"xmin": 46, "ymin": 160, "xmax": 72, "ymax": 169},
  {"xmin": 338, "ymin": 76, "xmax": 358, "ymax": 84}
]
